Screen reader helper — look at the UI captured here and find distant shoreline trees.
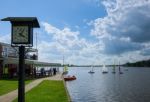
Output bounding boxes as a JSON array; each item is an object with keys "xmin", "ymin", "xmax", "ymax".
[
  {"xmin": 61, "ymin": 59, "xmax": 150, "ymax": 67},
  {"xmin": 124, "ymin": 59, "xmax": 150, "ymax": 67}
]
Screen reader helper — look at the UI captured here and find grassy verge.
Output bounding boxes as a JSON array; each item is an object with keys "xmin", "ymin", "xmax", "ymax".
[
  {"xmin": 0, "ymin": 79, "xmax": 32, "ymax": 96},
  {"xmin": 13, "ymin": 80, "xmax": 69, "ymax": 102}
]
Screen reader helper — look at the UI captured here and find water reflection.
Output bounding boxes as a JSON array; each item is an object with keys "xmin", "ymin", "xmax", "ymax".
[{"xmin": 66, "ymin": 67, "xmax": 150, "ymax": 102}]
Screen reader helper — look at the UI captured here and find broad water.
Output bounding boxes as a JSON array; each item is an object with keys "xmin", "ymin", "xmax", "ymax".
[{"xmin": 66, "ymin": 67, "xmax": 150, "ymax": 102}]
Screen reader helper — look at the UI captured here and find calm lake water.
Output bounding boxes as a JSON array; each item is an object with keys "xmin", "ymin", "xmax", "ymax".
[{"xmin": 65, "ymin": 67, "xmax": 150, "ymax": 102}]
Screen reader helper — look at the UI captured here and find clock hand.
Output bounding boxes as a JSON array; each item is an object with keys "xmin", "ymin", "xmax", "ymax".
[
  {"xmin": 19, "ymin": 29, "xmax": 25, "ymax": 37},
  {"xmin": 21, "ymin": 29, "xmax": 24, "ymax": 33},
  {"xmin": 19, "ymin": 33, "xmax": 25, "ymax": 37}
]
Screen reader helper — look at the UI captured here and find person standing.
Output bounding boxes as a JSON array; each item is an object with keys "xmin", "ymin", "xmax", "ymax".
[{"xmin": 53, "ymin": 68, "xmax": 56, "ymax": 75}]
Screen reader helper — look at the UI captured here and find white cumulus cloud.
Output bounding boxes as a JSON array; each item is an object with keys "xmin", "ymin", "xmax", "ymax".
[
  {"xmin": 90, "ymin": 0, "xmax": 150, "ymax": 57},
  {"xmin": 38, "ymin": 22, "xmax": 103, "ymax": 65}
]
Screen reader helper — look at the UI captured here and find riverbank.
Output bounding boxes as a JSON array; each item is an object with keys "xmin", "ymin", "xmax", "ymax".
[
  {"xmin": 0, "ymin": 79, "xmax": 32, "ymax": 96},
  {"xmin": 13, "ymin": 80, "xmax": 69, "ymax": 102},
  {"xmin": 0, "ymin": 73, "xmax": 70, "ymax": 102}
]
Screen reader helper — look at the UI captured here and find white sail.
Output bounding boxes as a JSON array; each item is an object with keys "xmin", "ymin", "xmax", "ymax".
[
  {"xmin": 88, "ymin": 65, "xmax": 95, "ymax": 73},
  {"xmin": 102, "ymin": 64, "xmax": 108, "ymax": 73},
  {"xmin": 63, "ymin": 65, "xmax": 68, "ymax": 75},
  {"xmin": 112, "ymin": 60, "xmax": 116, "ymax": 73},
  {"xmin": 91, "ymin": 66, "xmax": 94, "ymax": 71}
]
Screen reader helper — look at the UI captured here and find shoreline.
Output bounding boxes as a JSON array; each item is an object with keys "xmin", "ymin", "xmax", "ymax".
[
  {"xmin": 62, "ymin": 75, "xmax": 72, "ymax": 102},
  {"xmin": 0, "ymin": 72, "xmax": 70, "ymax": 102}
]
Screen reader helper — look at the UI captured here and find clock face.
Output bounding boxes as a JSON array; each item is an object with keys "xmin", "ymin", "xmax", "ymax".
[{"xmin": 12, "ymin": 26, "xmax": 29, "ymax": 43}]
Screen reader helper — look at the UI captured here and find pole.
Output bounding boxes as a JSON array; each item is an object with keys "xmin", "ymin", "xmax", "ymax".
[
  {"xmin": 63, "ymin": 55, "xmax": 64, "ymax": 67},
  {"xmin": 18, "ymin": 46, "xmax": 25, "ymax": 102},
  {"xmin": 35, "ymin": 32, "xmax": 38, "ymax": 60},
  {"xmin": 36, "ymin": 32, "xmax": 37, "ymax": 50}
]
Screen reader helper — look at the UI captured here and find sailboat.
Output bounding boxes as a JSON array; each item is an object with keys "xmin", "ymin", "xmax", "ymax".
[
  {"xmin": 118, "ymin": 62, "xmax": 123, "ymax": 74},
  {"xmin": 63, "ymin": 65, "xmax": 68, "ymax": 75},
  {"xmin": 112, "ymin": 64, "xmax": 116, "ymax": 74},
  {"xmin": 102, "ymin": 64, "xmax": 108, "ymax": 74},
  {"xmin": 124, "ymin": 68, "xmax": 128, "ymax": 71},
  {"xmin": 88, "ymin": 66, "xmax": 95, "ymax": 74}
]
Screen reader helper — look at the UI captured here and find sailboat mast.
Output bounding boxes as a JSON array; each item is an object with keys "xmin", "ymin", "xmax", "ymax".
[
  {"xmin": 113, "ymin": 60, "xmax": 115, "ymax": 71},
  {"xmin": 63, "ymin": 55, "xmax": 64, "ymax": 67},
  {"xmin": 119, "ymin": 61, "xmax": 120, "ymax": 72}
]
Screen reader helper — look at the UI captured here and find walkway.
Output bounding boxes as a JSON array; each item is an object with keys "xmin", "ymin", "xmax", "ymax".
[{"xmin": 0, "ymin": 73, "xmax": 62, "ymax": 102}]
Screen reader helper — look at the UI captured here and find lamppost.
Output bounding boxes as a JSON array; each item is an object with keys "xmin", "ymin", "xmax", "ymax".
[{"xmin": 1, "ymin": 17, "xmax": 40, "ymax": 102}]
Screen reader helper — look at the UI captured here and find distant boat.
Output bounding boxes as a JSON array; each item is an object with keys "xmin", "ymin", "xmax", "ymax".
[
  {"xmin": 112, "ymin": 64, "xmax": 116, "ymax": 74},
  {"xmin": 88, "ymin": 66, "xmax": 95, "ymax": 74},
  {"xmin": 102, "ymin": 64, "xmax": 108, "ymax": 74},
  {"xmin": 124, "ymin": 68, "xmax": 128, "ymax": 71},
  {"xmin": 118, "ymin": 63, "xmax": 123, "ymax": 74}
]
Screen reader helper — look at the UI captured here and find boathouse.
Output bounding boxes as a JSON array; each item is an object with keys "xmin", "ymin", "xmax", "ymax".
[{"xmin": 0, "ymin": 42, "xmax": 61, "ymax": 78}]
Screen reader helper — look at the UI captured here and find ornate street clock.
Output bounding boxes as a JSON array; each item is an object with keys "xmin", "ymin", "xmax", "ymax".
[
  {"xmin": 1, "ymin": 17, "xmax": 40, "ymax": 102},
  {"xmin": 1, "ymin": 17, "xmax": 40, "ymax": 47}
]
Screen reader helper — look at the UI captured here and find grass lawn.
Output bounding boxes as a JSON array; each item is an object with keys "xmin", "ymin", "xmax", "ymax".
[
  {"xmin": 13, "ymin": 80, "xmax": 69, "ymax": 102},
  {"xmin": 0, "ymin": 79, "xmax": 32, "ymax": 96}
]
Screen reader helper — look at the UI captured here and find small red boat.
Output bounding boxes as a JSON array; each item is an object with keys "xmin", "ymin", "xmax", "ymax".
[{"xmin": 64, "ymin": 75, "xmax": 76, "ymax": 81}]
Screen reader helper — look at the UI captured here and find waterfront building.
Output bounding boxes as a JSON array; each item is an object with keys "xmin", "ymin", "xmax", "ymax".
[{"xmin": 0, "ymin": 42, "xmax": 61, "ymax": 78}]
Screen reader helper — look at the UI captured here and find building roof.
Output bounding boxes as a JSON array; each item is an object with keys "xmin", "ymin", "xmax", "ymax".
[
  {"xmin": 0, "ymin": 42, "xmax": 37, "ymax": 53},
  {"xmin": 0, "ymin": 42, "xmax": 11, "ymax": 47},
  {"xmin": 0, "ymin": 57, "xmax": 61, "ymax": 67},
  {"xmin": 1, "ymin": 17, "xmax": 40, "ymax": 28}
]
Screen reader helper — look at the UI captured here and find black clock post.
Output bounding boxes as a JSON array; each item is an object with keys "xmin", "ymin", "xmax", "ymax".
[
  {"xmin": 1, "ymin": 17, "xmax": 40, "ymax": 102},
  {"xmin": 18, "ymin": 45, "xmax": 25, "ymax": 102}
]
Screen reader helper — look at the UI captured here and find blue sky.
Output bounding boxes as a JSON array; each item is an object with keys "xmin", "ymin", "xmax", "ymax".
[
  {"xmin": 0, "ymin": 0, "xmax": 150, "ymax": 65},
  {"xmin": 0, "ymin": 0, "xmax": 105, "ymax": 42}
]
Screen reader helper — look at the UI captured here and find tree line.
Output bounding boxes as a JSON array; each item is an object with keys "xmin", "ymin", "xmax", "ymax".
[{"xmin": 124, "ymin": 59, "xmax": 150, "ymax": 67}]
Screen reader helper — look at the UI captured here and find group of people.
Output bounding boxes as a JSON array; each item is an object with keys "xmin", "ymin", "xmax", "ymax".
[{"xmin": 39, "ymin": 67, "xmax": 59, "ymax": 77}]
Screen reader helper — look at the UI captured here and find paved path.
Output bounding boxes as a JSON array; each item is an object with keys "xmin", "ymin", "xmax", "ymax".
[{"xmin": 0, "ymin": 73, "xmax": 62, "ymax": 102}]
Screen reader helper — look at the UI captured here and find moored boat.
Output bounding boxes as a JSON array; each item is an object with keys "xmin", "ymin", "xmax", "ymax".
[
  {"xmin": 88, "ymin": 71, "xmax": 95, "ymax": 74},
  {"xmin": 63, "ymin": 66, "xmax": 68, "ymax": 75},
  {"xmin": 112, "ymin": 62, "xmax": 116, "ymax": 74},
  {"xmin": 102, "ymin": 64, "xmax": 108, "ymax": 74},
  {"xmin": 88, "ymin": 66, "xmax": 95, "ymax": 74},
  {"xmin": 119, "ymin": 62, "xmax": 123, "ymax": 74},
  {"xmin": 64, "ymin": 75, "xmax": 76, "ymax": 81}
]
